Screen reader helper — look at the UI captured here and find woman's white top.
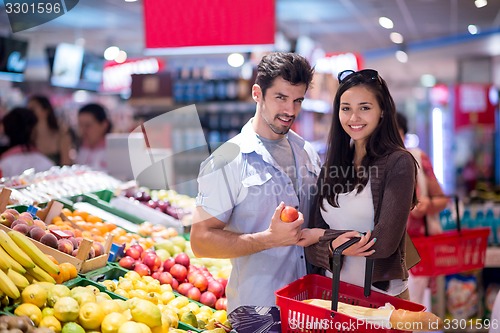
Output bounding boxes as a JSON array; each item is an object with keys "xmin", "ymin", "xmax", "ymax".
[{"xmin": 321, "ymin": 180, "xmax": 407, "ymax": 296}]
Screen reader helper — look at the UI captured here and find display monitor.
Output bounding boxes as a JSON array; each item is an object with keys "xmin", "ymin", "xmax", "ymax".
[
  {"xmin": 0, "ymin": 36, "xmax": 29, "ymax": 82},
  {"xmin": 50, "ymin": 43, "xmax": 84, "ymax": 88}
]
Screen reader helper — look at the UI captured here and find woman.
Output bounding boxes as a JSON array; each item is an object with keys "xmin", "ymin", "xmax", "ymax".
[
  {"xmin": 76, "ymin": 103, "xmax": 112, "ymax": 171},
  {"xmin": 28, "ymin": 95, "xmax": 73, "ymax": 165},
  {"xmin": 304, "ymin": 69, "xmax": 418, "ymax": 299},
  {"xmin": 0, "ymin": 107, "xmax": 55, "ymax": 177}
]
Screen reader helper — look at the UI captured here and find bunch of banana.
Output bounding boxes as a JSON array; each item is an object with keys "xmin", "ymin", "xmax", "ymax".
[{"xmin": 0, "ymin": 230, "xmax": 60, "ymax": 300}]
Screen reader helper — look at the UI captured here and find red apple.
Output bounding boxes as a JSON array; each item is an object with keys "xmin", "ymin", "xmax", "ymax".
[
  {"xmin": 187, "ymin": 287, "xmax": 201, "ymax": 301},
  {"xmin": 163, "ymin": 258, "xmax": 176, "ymax": 272},
  {"xmin": 216, "ymin": 278, "xmax": 228, "ymax": 295},
  {"xmin": 151, "ymin": 271, "xmax": 161, "ymax": 280},
  {"xmin": 171, "ymin": 278, "xmax": 179, "ymax": 290},
  {"xmin": 134, "ymin": 263, "xmax": 151, "ymax": 276},
  {"xmin": 119, "ymin": 256, "xmax": 136, "ymax": 270},
  {"xmin": 169, "ymin": 264, "xmax": 188, "ymax": 282},
  {"xmin": 280, "ymin": 206, "xmax": 299, "ymax": 222},
  {"xmin": 215, "ymin": 297, "xmax": 227, "ymax": 311},
  {"xmin": 177, "ymin": 282, "xmax": 194, "ymax": 296},
  {"xmin": 125, "ymin": 246, "xmax": 142, "ymax": 260},
  {"xmin": 143, "ymin": 252, "xmax": 162, "ymax": 272},
  {"xmin": 190, "ymin": 274, "xmax": 208, "ymax": 292},
  {"xmin": 141, "ymin": 249, "xmax": 156, "ymax": 260},
  {"xmin": 208, "ymin": 280, "xmax": 225, "ymax": 298},
  {"xmin": 157, "ymin": 271, "xmax": 173, "ymax": 285},
  {"xmin": 174, "ymin": 252, "xmax": 190, "ymax": 268},
  {"xmin": 200, "ymin": 291, "xmax": 217, "ymax": 308}
]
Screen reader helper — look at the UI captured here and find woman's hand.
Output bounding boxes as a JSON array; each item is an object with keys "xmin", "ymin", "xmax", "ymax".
[
  {"xmin": 331, "ymin": 230, "xmax": 376, "ymax": 256},
  {"xmin": 296, "ymin": 228, "xmax": 326, "ymax": 247},
  {"xmin": 411, "ymin": 196, "xmax": 430, "ymax": 218}
]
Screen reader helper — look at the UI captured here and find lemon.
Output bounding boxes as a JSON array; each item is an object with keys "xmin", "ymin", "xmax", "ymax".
[
  {"xmin": 113, "ymin": 289, "xmax": 130, "ymax": 299},
  {"xmin": 14, "ymin": 303, "xmax": 42, "ymax": 326},
  {"xmin": 124, "ymin": 270, "xmax": 142, "ymax": 281},
  {"xmin": 22, "ymin": 283, "xmax": 48, "ymax": 308},
  {"xmin": 96, "ymin": 292, "xmax": 112, "ymax": 302},
  {"xmin": 136, "ymin": 322, "xmax": 153, "ymax": 333},
  {"xmin": 129, "ymin": 298, "xmax": 162, "ymax": 328},
  {"xmin": 39, "ymin": 315, "xmax": 62, "ymax": 333},
  {"xmin": 151, "ymin": 312, "xmax": 172, "ymax": 333},
  {"xmin": 118, "ymin": 321, "xmax": 142, "ymax": 333},
  {"xmin": 42, "ymin": 307, "xmax": 55, "ymax": 317},
  {"xmin": 61, "ymin": 322, "xmax": 85, "ymax": 333},
  {"xmin": 47, "ymin": 284, "xmax": 71, "ymax": 307},
  {"xmin": 71, "ymin": 289, "xmax": 96, "ymax": 305},
  {"xmin": 53, "ymin": 296, "xmax": 80, "ymax": 322},
  {"xmin": 101, "ymin": 312, "xmax": 127, "ymax": 333},
  {"xmin": 211, "ymin": 310, "xmax": 228, "ymax": 324},
  {"xmin": 159, "ymin": 284, "xmax": 172, "ymax": 293},
  {"xmin": 102, "ymin": 280, "xmax": 117, "ymax": 292},
  {"xmin": 180, "ymin": 311, "xmax": 198, "ymax": 328},
  {"xmin": 78, "ymin": 301, "xmax": 105, "ymax": 330},
  {"xmin": 159, "ymin": 291, "xmax": 175, "ymax": 304},
  {"xmin": 100, "ymin": 299, "xmax": 123, "ymax": 316},
  {"xmin": 86, "ymin": 285, "xmax": 100, "ymax": 295},
  {"xmin": 167, "ymin": 296, "xmax": 189, "ymax": 309}
]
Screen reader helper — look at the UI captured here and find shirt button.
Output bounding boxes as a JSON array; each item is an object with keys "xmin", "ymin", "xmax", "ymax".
[{"xmin": 300, "ymin": 255, "xmax": 304, "ymax": 259}]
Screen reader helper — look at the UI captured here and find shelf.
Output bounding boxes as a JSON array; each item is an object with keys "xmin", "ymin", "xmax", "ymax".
[{"xmin": 485, "ymin": 247, "xmax": 500, "ymax": 267}]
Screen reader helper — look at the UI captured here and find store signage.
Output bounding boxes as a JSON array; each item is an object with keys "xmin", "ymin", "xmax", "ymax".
[
  {"xmin": 454, "ymin": 84, "xmax": 495, "ymax": 129},
  {"xmin": 102, "ymin": 57, "xmax": 165, "ymax": 93},
  {"xmin": 143, "ymin": 0, "xmax": 275, "ymax": 51},
  {"xmin": 316, "ymin": 52, "xmax": 364, "ymax": 75}
]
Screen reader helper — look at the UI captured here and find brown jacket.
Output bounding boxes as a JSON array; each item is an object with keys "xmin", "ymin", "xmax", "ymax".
[{"xmin": 305, "ymin": 150, "xmax": 416, "ymax": 286}]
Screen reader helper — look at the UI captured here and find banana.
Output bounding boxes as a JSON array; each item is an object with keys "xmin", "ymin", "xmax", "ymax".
[
  {"xmin": 24, "ymin": 273, "xmax": 38, "ymax": 284},
  {"xmin": 6, "ymin": 268, "xmax": 29, "ymax": 290},
  {"xmin": 26, "ymin": 266, "xmax": 56, "ymax": 284},
  {"xmin": 0, "ymin": 267, "xmax": 20, "ymax": 299},
  {"xmin": 0, "ymin": 248, "xmax": 10, "ymax": 271},
  {"xmin": 0, "ymin": 246, "xmax": 26, "ymax": 274},
  {"xmin": 0, "ymin": 230, "xmax": 35, "ymax": 269},
  {"xmin": 8, "ymin": 230, "xmax": 60, "ymax": 275}
]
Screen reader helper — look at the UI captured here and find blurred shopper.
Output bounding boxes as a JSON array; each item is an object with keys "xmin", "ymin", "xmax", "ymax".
[
  {"xmin": 0, "ymin": 107, "xmax": 55, "ymax": 177},
  {"xmin": 28, "ymin": 95, "xmax": 73, "ymax": 165},
  {"xmin": 397, "ymin": 112, "xmax": 448, "ymax": 305},
  {"xmin": 490, "ymin": 291, "xmax": 500, "ymax": 333},
  {"xmin": 76, "ymin": 103, "xmax": 111, "ymax": 171},
  {"xmin": 305, "ymin": 69, "xmax": 418, "ymax": 300},
  {"xmin": 190, "ymin": 52, "xmax": 320, "ymax": 312}
]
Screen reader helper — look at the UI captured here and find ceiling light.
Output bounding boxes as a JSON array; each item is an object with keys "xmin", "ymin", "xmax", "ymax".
[
  {"xmin": 379, "ymin": 17, "xmax": 394, "ymax": 29},
  {"xmin": 474, "ymin": 0, "xmax": 487, "ymax": 8},
  {"xmin": 468, "ymin": 25, "xmax": 479, "ymax": 34},
  {"xmin": 390, "ymin": 32, "xmax": 404, "ymax": 44},
  {"xmin": 227, "ymin": 53, "xmax": 245, "ymax": 68},
  {"xmin": 115, "ymin": 50, "xmax": 127, "ymax": 63},
  {"xmin": 395, "ymin": 50, "xmax": 408, "ymax": 63},
  {"xmin": 124, "ymin": 0, "xmax": 138, "ymax": 2},
  {"xmin": 104, "ymin": 46, "xmax": 120, "ymax": 61}
]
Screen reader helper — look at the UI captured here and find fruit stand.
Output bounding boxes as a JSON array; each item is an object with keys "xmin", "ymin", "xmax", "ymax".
[{"xmin": 0, "ymin": 167, "xmax": 232, "ymax": 333}]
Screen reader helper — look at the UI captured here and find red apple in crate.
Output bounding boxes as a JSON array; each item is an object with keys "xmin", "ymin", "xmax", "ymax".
[
  {"xmin": 208, "ymin": 280, "xmax": 225, "ymax": 298},
  {"xmin": 151, "ymin": 271, "xmax": 161, "ymax": 280},
  {"xmin": 170, "ymin": 264, "xmax": 188, "ymax": 282},
  {"xmin": 141, "ymin": 249, "xmax": 156, "ymax": 260},
  {"xmin": 163, "ymin": 258, "xmax": 176, "ymax": 272},
  {"xmin": 280, "ymin": 206, "xmax": 299, "ymax": 222},
  {"xmin": 200, "ymin": 291, "xmax": 217, "ymax": 308},
  {"xmin": 143, "ymin": 252, "xmax": 162, "ymax": 272},
  {"xmin": 119, "ymin": 256, "xmax": 136, "ymax": 270},
  {"xmin": 187, "ymin": 287, "xmax": 201, "ymax": 302},
  {"xmin": 158, "ymin": 272, "xmax": 173, "ymax": 285},
  {"xmin": 177, "ymin": 282, "xmax": 194, "ymax": 296},
  {"xmin": 190, "ymin": 274, "xmax": 208, "ymax": 292},
  {"xmin": 134, "ymin": 263, "xmax": 151, "ymax": 276},
  {"xmin": 174, "ymin": 253, "xmax": 190, "ymax": 268},
  {"xmin": 171, "ymin": 278, "xmax": 179, "ymax": 290},
  {"xmin": 125, "ymin": 246, "xmax": 142, "ymax": 260},
  {"xmin": 217, "ymin": 278, "xmax": 228, "ymax": 294},
  {"xmin": 215, "ymin": 297, "xmax": 227, "ymax": 311}
]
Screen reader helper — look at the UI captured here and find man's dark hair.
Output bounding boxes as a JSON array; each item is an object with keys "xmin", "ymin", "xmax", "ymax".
[
  {"xmin": 3, "ymin": 107, "xmax": 37, "ymax": 150},
  {"xmin": 255, "ymin": 52, "xmax": 314, "ymax": 97}
]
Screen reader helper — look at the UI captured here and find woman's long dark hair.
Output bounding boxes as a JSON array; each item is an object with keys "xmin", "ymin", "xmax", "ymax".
[
  {"xmin": 320, "ymin": 70, "xmax": 417, "ymax": 208},
  {"xmin": 29, "ymin": 95, "xmax": 59, "ymax": 131}
]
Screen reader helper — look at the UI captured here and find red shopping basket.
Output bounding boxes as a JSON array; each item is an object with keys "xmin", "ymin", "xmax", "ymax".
[
  {"xmin": 276, "ymin": 238, "xmax": 426, "ymax": 333},
  {"xmin": 410, "ymin": 196, "xmax": 490, "ymax": 276}
]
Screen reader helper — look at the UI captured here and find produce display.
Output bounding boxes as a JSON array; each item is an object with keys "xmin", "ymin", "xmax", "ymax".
[{"xmin": 0, "ymin": 171, "xmax": 232, "ymax": 333}]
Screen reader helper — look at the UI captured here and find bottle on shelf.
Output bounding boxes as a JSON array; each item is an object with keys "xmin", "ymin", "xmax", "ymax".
[
  {"xmin": 461, "ymin": 208, "xmax": 472, "ymax": 229},
  {"xmin": 485, "ymin": 209, "xmax": 498, "ymax": 245}
]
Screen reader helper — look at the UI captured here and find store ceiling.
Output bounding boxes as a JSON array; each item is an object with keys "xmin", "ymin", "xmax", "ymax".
[{"xmin": 0, "ymin": 0, "xmax": 499, "ymax": 90}]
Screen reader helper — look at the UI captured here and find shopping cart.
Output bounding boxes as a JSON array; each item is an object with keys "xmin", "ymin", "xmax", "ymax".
[
  {"xmin": 276, "ymin": 238, "xmax": 426, "ymax": 333},
  {"xmin": 410, "ymin": 196, "xmax": 490, "ymax": 276}
]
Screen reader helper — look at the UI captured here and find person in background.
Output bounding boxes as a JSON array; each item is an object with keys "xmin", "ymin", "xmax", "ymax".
[
  {"xmin": 28, "ymin": 95, "xmax": 74, "ymax": 166},
  {"xmin": 0, "ymin": 107, "xmax": 55, "ymax": 177},
  {"xmin": 396, "ymin": 112, "xmax": 448, "ymax": 305},
  {"xmin": 76, "ymin": 103, "xmax": 111, "ymax": 171},
  {"xmin": 305, "ymin": 69, "xmax": 418, "ymax": 300},
  {"xmin": 490, "ymin": 291, "xmax": 500, "ymax": 333},
  {"xmin": 190, "ymin": 52, "xmax": 321, "ymax": 313}
]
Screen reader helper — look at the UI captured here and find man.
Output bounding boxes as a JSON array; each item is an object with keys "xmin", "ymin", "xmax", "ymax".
[{"xmin": 190, "ymin": 52, "xmax": 321, "ymax": 312}]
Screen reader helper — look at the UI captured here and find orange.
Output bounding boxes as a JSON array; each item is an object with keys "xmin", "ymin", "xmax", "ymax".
[
  {"xmin": 46, "ymin": 255, "xmax": 59, "ymax": 265},
  {"xmin": 61, "ymin": 208, "xmax": 73, "ymax": 217},
  {"xmin": 52, "ymin": 216, "xmax": 63, "ymax": 224},
  {"xmin": 60, "ymin": 262, "xmax": 78, "ymax": 280},
  {"xmin": 72, "ymin": 210, "xmax": 89, "ymax": 221},
  {"xmin": 86, "ymin": 215, "xmax": 103, "ymax": 223}
]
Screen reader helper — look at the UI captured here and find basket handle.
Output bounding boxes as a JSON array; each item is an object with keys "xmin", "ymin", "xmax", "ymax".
[{"xmin": 330, "ymin": 237, "xmax": 374, "ymax": 313}]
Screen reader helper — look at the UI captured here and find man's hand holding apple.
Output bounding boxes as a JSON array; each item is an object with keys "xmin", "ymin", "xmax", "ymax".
[{"xmin": 263, "ymin": 202, "xmax": 304, "ymax": 248}]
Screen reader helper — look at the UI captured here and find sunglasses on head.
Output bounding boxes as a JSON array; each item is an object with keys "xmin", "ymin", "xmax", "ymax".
[{"xmin": 337, "ymin": 69, "xmax": 381, "ymax": 84}]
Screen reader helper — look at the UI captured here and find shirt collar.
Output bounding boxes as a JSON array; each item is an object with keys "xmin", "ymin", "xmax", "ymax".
[{"xmin": 238, "ymin": 118, "xmax": 305, "ymax": 154}]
